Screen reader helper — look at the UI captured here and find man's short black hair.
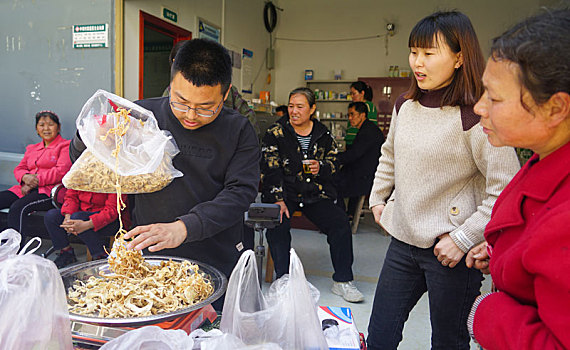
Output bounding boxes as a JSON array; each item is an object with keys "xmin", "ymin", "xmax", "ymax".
[
  {"xmin": 348, "ymin": 101, "xmax": 368, "ymax": 115},
  {"xmin": 169, "ymin": 40, "xmax": 188, "ymax": 66},
  {"xmin": 171, "ymin": 38, "xmax": 232, "ymax": 95},
  {"xmin": 276, "ymin": 105, "xmax": 288, "ymax": 116}
]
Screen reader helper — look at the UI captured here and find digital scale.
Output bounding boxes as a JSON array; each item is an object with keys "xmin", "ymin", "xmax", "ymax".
[{"xmin": 70, "ymin": 304, "xmax": 218, "ymax": 348}]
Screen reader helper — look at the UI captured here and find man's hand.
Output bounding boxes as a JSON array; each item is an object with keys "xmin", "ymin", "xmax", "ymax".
[
  {"xmin": 275, "ymin": 201, "xmax": 290, "ymax": 223},
  {"xmin": 434, "ymin": 233, "xmax": 465, "ymax": 268},
  {"xmin": 60, "ymin": 219, "xmax": 94, "ymax": 235},
  {"xmin": 371, "ymin": 204, "xmax": 385, "ymax": 226},
  {"xmin": 125, "ymin": 220, "xmax": 187, "ymax": 252},
  {"xmin": 466, "ymin": 241, "xmax": 490, "ymax": 274}
]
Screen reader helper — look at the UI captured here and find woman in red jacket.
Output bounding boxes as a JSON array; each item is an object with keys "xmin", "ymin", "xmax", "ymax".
[
  {"xmin": 44, "ymin": 189, "xmax": 128, "ymax": 268},
  {"xmin": 466, "ymin": 9, "xmax": 570, "ymax": 349},
  {"xmin": 0, "ymin": 111, "xmax": 71, "ymax": 238}
]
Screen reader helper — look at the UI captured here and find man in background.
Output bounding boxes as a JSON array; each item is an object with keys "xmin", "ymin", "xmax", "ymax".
[
  {"xmin": 275, "ymin": 105, "xmax": 288, "ymax": 118},
  {"xmin": 336, "ymin": 101, "xmax": 385, "ymax": 219}
]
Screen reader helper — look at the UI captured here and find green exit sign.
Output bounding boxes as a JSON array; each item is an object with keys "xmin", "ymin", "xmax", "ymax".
[{"xmin": 163, "ymin": 8, "xmax": 177, "ymax": 23}]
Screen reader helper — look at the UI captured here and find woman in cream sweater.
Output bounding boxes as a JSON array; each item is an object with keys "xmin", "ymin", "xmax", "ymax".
[{"xmin": 366, "ymin": 11, "xmax": 520, "ymax": 350}]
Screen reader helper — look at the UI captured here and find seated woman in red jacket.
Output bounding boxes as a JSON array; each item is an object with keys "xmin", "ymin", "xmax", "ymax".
[
  {"xmin": 44, "ymin": 189, "xmax": 128, "ymax": 268},
  {"xmin": 465, "ymin": 9, "xmax": 570, "ymax": 350},
  {"xmin": 0, "ymin": 111, "xmax": 71, "ymax": 238}
]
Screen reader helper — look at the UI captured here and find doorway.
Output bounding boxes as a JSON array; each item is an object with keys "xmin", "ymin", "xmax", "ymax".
[{"xmin": 139, "ymin": 11, "xmax": 191, "ymax": 99}]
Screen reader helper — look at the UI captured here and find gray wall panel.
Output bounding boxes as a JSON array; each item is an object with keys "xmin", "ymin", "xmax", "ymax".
[{"xmin": 0, "ymin": 0, "xmax": 114, "ymax": 153}]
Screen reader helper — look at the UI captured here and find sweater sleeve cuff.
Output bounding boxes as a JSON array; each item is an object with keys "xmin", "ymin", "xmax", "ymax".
[
  {"xmin": 368, "ymin": 193, "xmax": 386, "ymax": 208},
  {"xmin": 90, "ymin": 214, "xmax": 113, "ymax": 232},
  {"xmin": 449, "ymin": 227, "xmax": 482, "ymax": 253},
  {"xmin": 467, "ymin": 292, "xmax": 493, "ymax": 340},
  {"xmin": 179, "ymin": 213, "xmax": 202, "ymax": 244}
]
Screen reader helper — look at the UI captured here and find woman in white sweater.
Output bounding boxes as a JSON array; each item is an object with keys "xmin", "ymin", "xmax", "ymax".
[{"xmin": 366, "ymin": 11, "xmax": 520, "ymax": 350}]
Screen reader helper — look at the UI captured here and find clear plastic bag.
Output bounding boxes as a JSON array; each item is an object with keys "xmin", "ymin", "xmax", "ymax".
[
  {"xmin": 100, "ymin": 326, "xmax": 194, "ymax": 350},
  {"xmin": 220, "ymin": 249, "xmax": 328, "ymax": 350},
  {"xmin": 0, "ymin": 229, "xmax": 73, "ymax": 349},
  {"xmin": 63, "ymin": 89, "xmax": 182, "ymax": 193},
  {"xmin": 264, "ymin": 273, "xmax": 321, "ymax": 306},
  {"xmin": 199, "ymin": 332, "xmax": 282, "ymax": 350},
  {"xmin": 101, "ymin": 326, "xmax": 282, "ymax": 350}
]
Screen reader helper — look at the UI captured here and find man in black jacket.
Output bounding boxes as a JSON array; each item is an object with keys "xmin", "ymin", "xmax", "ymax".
[
  {"xmin": 69, "ymin": 39, "xmax": 260, "ymax": 308},
  {"xmin": 336, "ymin": 102, "xmax": 385, "ymax": 218}
]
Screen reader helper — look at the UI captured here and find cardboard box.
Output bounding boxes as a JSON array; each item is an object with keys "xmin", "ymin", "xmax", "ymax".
[{"xmin": 318, "ymin": 306, "xmax": 361, "ymax": 350}]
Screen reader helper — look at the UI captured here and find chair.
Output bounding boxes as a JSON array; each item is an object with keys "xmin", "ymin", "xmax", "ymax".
[
  {"xmin": 350, "ymin": 195, "xmax": 370, "ymax": 234},
  {"xmin": 51, "ymin": 183, "xmax": 67, "ymax": 209},
  {"xmin": 41, "ymin": 184, "xmax": 67, "ymax": 258},
  {"xmin": 265, "ymin": 249, "xmax": 275, "ymax": 283},
  {"xmin": 290, "ymin": 211, "xmax": 320, "ymax": 231}
]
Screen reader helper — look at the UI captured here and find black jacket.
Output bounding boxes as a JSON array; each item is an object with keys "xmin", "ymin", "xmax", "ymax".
[
  {"xmin": 70, "ymin": 97, "xmax": 260, "ymax": 278},
  {"xmin": 337, "ymin": 119, "xmax": 385, "ymax": 197},
  {"xmin": 260, "ymin": 116, "xmax": 339, "ymax": 204}
]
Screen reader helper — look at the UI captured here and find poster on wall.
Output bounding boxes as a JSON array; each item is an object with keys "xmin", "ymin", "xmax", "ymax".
[
  {"xmin": 198, "ymin": 18, "xmax": 220, "ymax": 43},
  {"xmin": 241, "ymin": 48, "xmax": 253, "ymax": 94},
  {"xmin": 225, "ymin": 44, "xmax": 242, "ymax": 93},
  {"xmin": 72, "ymin": 24, "xmax": 108, "ymax": 48}
]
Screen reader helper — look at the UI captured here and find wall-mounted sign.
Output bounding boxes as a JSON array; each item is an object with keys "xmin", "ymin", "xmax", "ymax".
[
  {"xmin": 198, "ymin": 18, "xmax": 221, "ymax": 43},
  {"xmin": 163, "ymin": 8, "xmax": 177, "ymax": 23},
  {"xmin": 72, "ymin": 24, "xmax": 108, "ymax": 48},
  {"xmin": 241, "ymin": 48, "xmax": 253, "ymax": 94}
]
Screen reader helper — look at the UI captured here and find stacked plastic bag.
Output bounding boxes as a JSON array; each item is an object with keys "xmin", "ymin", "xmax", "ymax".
[{"xmin": 0, "ymin": 229, "xmax": 73, "ymax": 349}]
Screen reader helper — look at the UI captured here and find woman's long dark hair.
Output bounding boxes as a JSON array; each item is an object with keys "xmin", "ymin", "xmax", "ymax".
[{"xmin": 406, "ymin": 11, "xmax": 485, "ymax": 107}]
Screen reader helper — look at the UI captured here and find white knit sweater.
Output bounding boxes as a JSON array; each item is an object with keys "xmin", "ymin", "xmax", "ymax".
[{"xmin": 369, "ymin": 92, "xmax": 520, "ymax": 252}]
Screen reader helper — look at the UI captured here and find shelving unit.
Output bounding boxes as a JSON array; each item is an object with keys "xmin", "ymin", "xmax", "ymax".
[
  {"xmin": 306, "ymin": 80, "xmax": 352, "ymax": 107},
  {"xmin": 306, "ymin": 80, "xmax": 352, "ymax": 151},
  {"xmin": 320, "ymin": 118, "xmax": 349, "ymax": 121},
  {"xmin": 358, "ymin": 77, "xmax": 412, "ymax": 137},
  {"xmin": 306, "ymin": 77, "xmax": 412, "ymax": 146}
]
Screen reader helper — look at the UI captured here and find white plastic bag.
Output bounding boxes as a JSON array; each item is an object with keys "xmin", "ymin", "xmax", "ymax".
[
  {"xmin": 63, "ymin": 89, "xmax": 182, "ymax": 193},
  {"xmin": 0, "ymin": 229, "xmax": 73, "ymax": 349},
  {"xmin": 101, "ymin": 327, "xmax": 282, "ymax": 350},
  {"xmin": 264, "ymin": 273, "xmax": 321, "ymax": 306},
  {"xmin": 199, "ymin": 332, "xmax": 282, "ymax": 350},
  {"xmin": 220, "ymin": 249, "xmax": 328, "ymax": 350},
  {"xmin": 100, "ymin": 326, "xmax": 194, "ymax": 350}
]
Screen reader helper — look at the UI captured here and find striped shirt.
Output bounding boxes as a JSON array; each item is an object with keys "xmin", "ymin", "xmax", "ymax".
[{"xmin": 296, "ymin": 133, "xmax": 312, "ymax": 155}]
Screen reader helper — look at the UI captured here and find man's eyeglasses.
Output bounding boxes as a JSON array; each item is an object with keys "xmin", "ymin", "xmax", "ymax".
[{"xmin": 169, "ymin": 92, "xmax": 223, "ymax": 118}]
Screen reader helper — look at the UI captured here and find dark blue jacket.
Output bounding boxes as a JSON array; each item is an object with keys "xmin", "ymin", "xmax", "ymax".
[{"xmin": 337, "ymin": 119, "xmax": 385, "ymax": 197}]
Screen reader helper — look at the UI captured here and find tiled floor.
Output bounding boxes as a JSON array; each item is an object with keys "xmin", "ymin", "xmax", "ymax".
[{"xmin": 33, "ymin": 212, "xmax": 489, "ymax": 349}]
